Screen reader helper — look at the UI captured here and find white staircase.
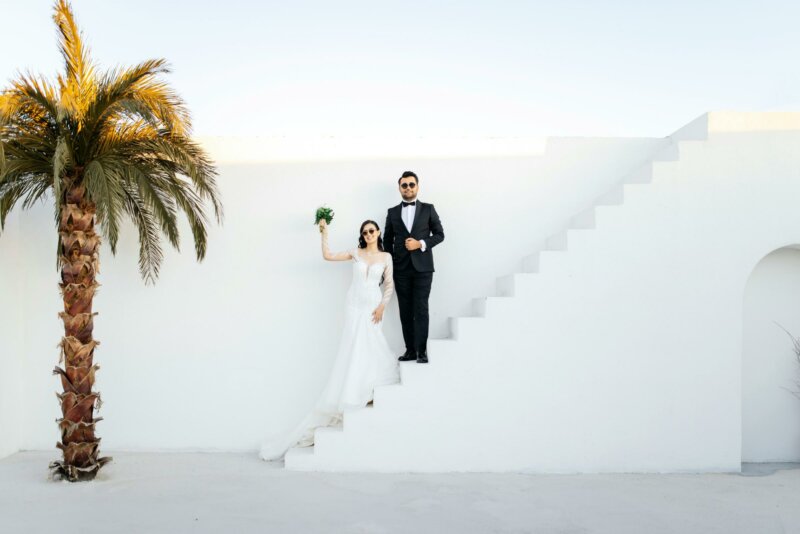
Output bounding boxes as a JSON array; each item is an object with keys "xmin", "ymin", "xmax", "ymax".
[{"xmin": 285, "ymin": 112, "xmax": 800, "ymax": 473}]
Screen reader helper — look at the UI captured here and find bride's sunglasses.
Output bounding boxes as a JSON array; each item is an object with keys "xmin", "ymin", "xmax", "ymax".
[
  {"xmin": 400, "ymin": 182, "xmax": 416, "ymax": 189},
  {"xmin": 361, "ymin": 229, "xmax": 377, "ymax": 236}
]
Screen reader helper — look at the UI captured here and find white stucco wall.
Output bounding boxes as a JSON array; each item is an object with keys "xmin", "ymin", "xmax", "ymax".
[
  {"xmin": 3, "ymin": 113, "xmax": 799, "ymax": 473},
  {"xmin": 0, "ymin": 212, "xmax": 22, "ymax": 459},
  {"xmin": 283, "ymin": 113, "xmax": 800, "ymax": 473},
  {"xmin": 5, "ymin": 136, "xmax": 663, "ymax": 452}
]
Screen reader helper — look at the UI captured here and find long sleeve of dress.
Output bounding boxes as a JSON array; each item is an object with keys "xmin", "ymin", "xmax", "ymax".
[
  {"xmin": 380, "ymin": 255, "xmax": 394, "ymax": 306},
  {"xmin": 321, "ymin": 230, "xmax": 353, "ymax": 261}
]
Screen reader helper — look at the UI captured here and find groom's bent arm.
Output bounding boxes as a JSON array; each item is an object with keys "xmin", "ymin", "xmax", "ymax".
[
  {"xmin": 424, "ymin": 204, "xmax": 445, "ymax": 249},
  {"xmin": 383, "ymin": 210, "xmax": 394, "ymax": 256}
]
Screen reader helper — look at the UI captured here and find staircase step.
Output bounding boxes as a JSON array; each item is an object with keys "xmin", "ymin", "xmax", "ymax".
[
  {"xmin": 344, "ymin": 406, "xmax": 374, "ymax": 429},
  {"xmin": 564, "ymin": 228, "xmax": 593, "ymax": 251},
  {"xmin": 521, "ymin": 253, "xmax": 540, "ymax": 273},
  {"xmin": 537, "ymin": 250, "xmax": 568, "ymax": 273},
  {"xmin": 497, "ymin": 273, "xmax": 515, "ymax": 295},
  {"xmin": 545, "ymin": 231, "xmax": 568, "ymax": 251},
  {"xmin": 450, "ymin": 316, "xmax": 485, "ymax": 343},
  {"xmin": 427, "ymin": 337, "xmax": 458, "ymax": 349},
  {"xmin": 623, "ymin": 164, "xmax": 653, "ymax": 184},
  {"xmin": 472, "ymin": 296, "xmax": 487, "ymax": 317},
  {"xmin": 496, "ymin": 272, "xmax": 540, "ymax": 297},
  {"xmin": 427, "ymin": 338, "xmax": 460, "ymax": 359},
  {"xmin": 313, "ymin": 425, "xmax": 343, "ymax": 450},
  {"xmin": 593, "ymin": 204, "xmax": 625, "ymax": 228},
  {"xmin": 622, "ymin": 182, "xmax": 652, "ymax": 205},
  {"xmin": 653, "ymin": 141, "xmax": 680, "ymax": 161},
  {"xmin": 651, "ymin": 159, "xmax": 679, "ymax": 184},
  {"xmin": 399, "ymin": 360, "xmax": 419, "ymax": 384},
  {"xmin": 596, "ymin": 185, "xmax": 624, "ymax": 205},
  {"xmin": 570, "ymin": 207, "xmax": 596, "ymax": 229},
  {"xmin": 373, "ymin": 384, "xmax": 406, "ymax": 406},
  {"xmin": 284, "ymin": 446, "xmax": 315, "ymax": 471},
  {"xmin": 473, "ymin": 296, "xmax": 517, "ymax": 318},
  {"xmin": 371, "ymin": 382, "xmax": 431, "ymax": 412},
  {"xmin": 398, "ymin": 356, "xmax": 466, "ymax": 388}
]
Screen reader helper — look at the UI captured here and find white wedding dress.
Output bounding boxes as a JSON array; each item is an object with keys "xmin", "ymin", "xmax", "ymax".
[{"xmin": 259, "ymin": 235, "xmax": 400, "ymax": 460}]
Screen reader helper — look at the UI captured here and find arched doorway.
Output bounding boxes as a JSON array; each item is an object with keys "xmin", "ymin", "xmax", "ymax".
[{"xmin": 742, "ymin": 246, "xmax": 800, "ymax": 462}]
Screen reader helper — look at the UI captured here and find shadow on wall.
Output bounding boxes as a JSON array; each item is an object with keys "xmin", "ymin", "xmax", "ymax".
[{"xmin": 742, "ymin": 246, "xmax": 800, "ymax": 463}]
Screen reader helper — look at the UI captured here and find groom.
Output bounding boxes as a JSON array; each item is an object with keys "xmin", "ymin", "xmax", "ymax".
[{"xmin": 383, "ymin": 171, "xmax": 445, "ymax": 364}]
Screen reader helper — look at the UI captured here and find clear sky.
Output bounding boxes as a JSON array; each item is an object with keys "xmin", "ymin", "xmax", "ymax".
[{"xmin": 1, "ymin": 0, "xmax": 798, "ymax": 138}]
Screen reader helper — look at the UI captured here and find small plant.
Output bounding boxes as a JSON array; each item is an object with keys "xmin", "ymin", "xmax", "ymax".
[{"xmin": 776, "ymin": 322, "xmax": 800, "ymax": 400}]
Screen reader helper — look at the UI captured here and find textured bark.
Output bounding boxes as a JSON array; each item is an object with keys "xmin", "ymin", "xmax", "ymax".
[{"xmin": 49, "ymin": 184, "xmax": 111, "ymax": 481}]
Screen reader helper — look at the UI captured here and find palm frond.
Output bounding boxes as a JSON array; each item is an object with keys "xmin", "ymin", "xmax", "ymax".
[
  {"xmin": 53, "ymin": 0, "xmax": 92, "ymax": 86},
  {"xmin": 82, "ymin": 157, "xmax": 125, "ymax": 252},
  {"xmin": 0, "ymin": 0, "xmax": 221, "ymax": 282},
  {"xmin": 150, "ymin": 171, "xmax": 209, "ymax": 260},
  {"xmin": 53, "ymin": 0, "xmax": 96, "ymax": 127},
  {"xmin": 133, "ymin": 136, "xmax": 222, "ymax": 222},
  {"xmin": 123, "ymin": 163, "xmax": 180, "ymax": 250},
  {"xmin": 0, "ymin": 173, "xmax": 50, "ymax": 230},
  {"xmin": 82, "ymin": 59, "xmax": 190, "ymax": 152},
  {"xmin": 0, "ymin": 74, "xmax": 60, "ymax": 125},
  {"xmin": 0, "ymin": 134, "xmax": 56, "ymax": 232},
  {"xmin": 119, "ymin": 180, "xmax": 163, "ymax": 284}
]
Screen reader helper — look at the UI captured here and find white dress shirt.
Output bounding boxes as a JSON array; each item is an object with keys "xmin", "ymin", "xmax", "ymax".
[{"xmin": 401, "ymin": 200, "xmax": 426, "ymax": 252}]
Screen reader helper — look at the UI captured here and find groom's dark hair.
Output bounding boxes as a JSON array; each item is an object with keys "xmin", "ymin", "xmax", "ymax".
[{"xmin": 398, "ymin": 171, "xmax": 418, "ymax": 185}]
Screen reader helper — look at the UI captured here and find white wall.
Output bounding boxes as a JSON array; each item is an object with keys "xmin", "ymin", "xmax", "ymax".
[
  {"xmin": 0, "ymin": 212, "xmax": 22, "ymax": 459},
  {"xmin": 743, "ymin": 247, "xmax": 800, "ymax": 462},
  {"xmin": 8, "ymin": 113, "xmax": 800, "ymax": 471},
  {"xmin": 5, "ymin": 136, "xmax": 662, "ymax": 452},
  {"xmin": 282, "ymin": 113, "xmax": 800, "ymax": 473}
]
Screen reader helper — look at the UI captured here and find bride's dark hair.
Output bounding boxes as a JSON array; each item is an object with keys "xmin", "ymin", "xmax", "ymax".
[{"xmin": 358, "ymin": 220, "xmax": 384, "ymax": 251}]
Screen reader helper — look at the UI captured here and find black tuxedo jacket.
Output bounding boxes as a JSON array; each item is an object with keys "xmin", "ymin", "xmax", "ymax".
[{"xmin": 383, "ymin": 201, "xmax": 444, "ymax": 273}]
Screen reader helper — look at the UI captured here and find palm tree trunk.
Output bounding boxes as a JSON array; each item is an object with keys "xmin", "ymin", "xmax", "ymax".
[{"xmin": 49, "ymin": 183, "xmax": 111, "ymax": 481}]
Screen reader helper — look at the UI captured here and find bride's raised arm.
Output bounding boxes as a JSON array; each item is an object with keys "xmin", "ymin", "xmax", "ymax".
[{"xmin": 320, "ymin": 220, "xmax": 353, "ymax": 261}]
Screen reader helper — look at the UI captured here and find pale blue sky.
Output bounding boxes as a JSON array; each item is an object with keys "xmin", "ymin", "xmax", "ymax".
[{"xmin": 1, "ymin": 0, "xmax": 798, "ymax": 137}]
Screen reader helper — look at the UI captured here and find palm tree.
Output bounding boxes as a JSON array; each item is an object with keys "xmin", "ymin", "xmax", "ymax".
[{"xmin": 0, "ymin": 1, "xmax": 222, "ymax": 481}]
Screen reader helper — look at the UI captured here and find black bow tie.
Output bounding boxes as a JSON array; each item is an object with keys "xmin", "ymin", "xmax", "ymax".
[{"xmin": 402, "ymin": 201, "xmax": 416, "ymax": 207}]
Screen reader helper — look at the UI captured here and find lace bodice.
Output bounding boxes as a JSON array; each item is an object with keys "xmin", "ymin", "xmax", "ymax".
[
  {"xmin": 321, "ymin": 230, "xmax": 394, "ymax": 306},
  {"xmin": 350, "ymin": 248, "xmax": 394, "ymax": 306}
]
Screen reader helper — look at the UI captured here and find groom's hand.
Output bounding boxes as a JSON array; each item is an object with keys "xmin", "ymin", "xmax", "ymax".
[{"xmin": 405, "ymin": 238, "xmax": 421, "ymax": 251}]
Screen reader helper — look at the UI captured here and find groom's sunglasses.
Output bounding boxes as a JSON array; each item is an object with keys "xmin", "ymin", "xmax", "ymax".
[
  {"xmin": 400, "ymin": 182, "xmax": 417, "ymax": 189},
  {"xmin": 362, "ymin": 229, "xmax": 377, "ymax": 236}
]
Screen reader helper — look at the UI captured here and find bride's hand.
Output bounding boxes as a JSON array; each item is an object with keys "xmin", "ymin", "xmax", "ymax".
[
  {"xmin": 371, "ymin": 304, "xmax": 385, "ymax": 324},
  {"xmin": 319, "ymin": 219, "xmax": 328, "ymax": 233}
]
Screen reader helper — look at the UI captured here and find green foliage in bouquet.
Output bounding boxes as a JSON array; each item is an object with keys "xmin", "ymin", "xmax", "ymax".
[{"xmin": 315, "ymin": 206, "xmax": 335, "ymax": 230}]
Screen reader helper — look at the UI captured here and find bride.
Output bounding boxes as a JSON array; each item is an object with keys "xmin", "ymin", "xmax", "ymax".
[{"xmin": 259, "ymin": 218, "xmax": 400, "ymax": 460}]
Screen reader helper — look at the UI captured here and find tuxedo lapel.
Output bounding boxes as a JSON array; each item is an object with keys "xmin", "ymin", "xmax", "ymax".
[
  {"xmin": 410, "ymin": 201, "xmax": 423, "ymax": 234},
  {"xmin": 392, "ymin": 204, "xmax": 407, "ymax": 235}
]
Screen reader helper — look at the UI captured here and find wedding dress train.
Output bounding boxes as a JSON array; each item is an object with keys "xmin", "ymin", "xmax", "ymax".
[{"xmin": 259, "ymin": 241, "xmax": 400, "ymax": 460}]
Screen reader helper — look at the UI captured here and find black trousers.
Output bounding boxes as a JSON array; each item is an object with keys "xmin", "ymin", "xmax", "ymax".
[{"xmin": 394, "ymin": 269, "xmax": 433, "ymax": 354}]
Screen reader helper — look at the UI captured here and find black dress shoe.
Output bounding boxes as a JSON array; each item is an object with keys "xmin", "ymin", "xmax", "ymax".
[
  {"xmin": 416, "ymin": 351, "xmax": 428, "ymax": 364},
  {"xmin": 398, "ymin": 350, "xmax": 416, "ymax": 362}
]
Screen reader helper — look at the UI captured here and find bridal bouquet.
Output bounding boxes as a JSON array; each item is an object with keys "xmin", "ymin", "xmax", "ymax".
[{"xmin": 314, "ymin": 206, "xmax": 335, "ymax": 232}]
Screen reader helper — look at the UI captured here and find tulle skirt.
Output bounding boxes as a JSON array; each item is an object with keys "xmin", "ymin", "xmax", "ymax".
[{"xmin": 260, "ymin": 289, "xmax": 399, "ymax": 460}]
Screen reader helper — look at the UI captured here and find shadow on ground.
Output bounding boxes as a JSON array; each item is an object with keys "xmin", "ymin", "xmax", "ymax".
[{"xmin": 740, "ymin": 462, "xmax": 800, "ymax": 477}]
